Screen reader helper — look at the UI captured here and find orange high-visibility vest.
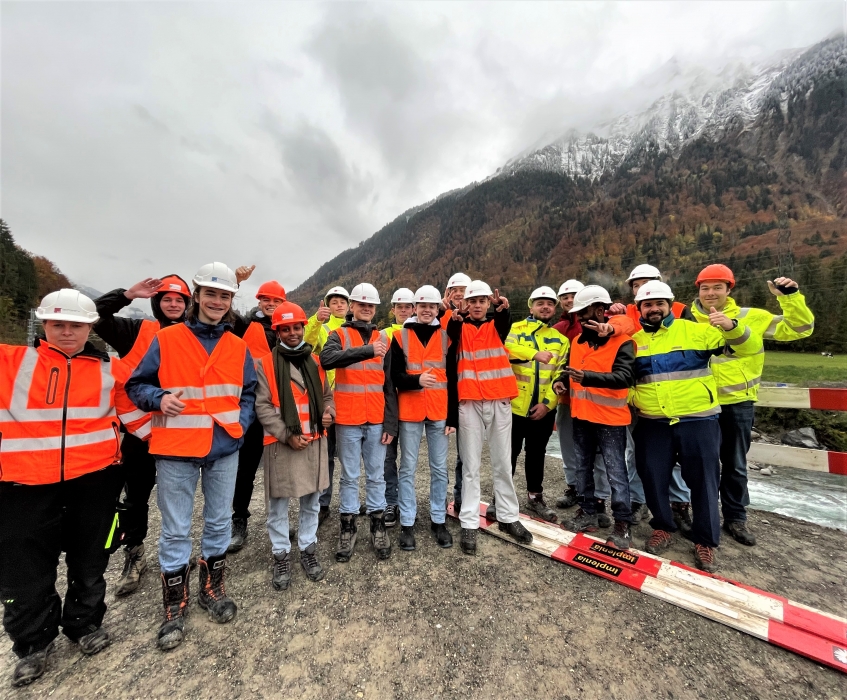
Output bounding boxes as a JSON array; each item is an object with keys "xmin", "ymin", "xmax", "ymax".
[
  {"xmin": 457, "ymin": 321, "xmax": 518, "ymax": 402},
  {"xmin": 626, "ymin": 301, "xmax": 687, "ymax": 325},
  {"xmin": 242, "ymin": 321, "xmax": 272, "ymax": 362},
  {"xmin": 258, "ymin": 353, "xmax": 326, "ymax": 445},
  {"xmin": 333, "ymin": 327, "xmax": 387, "ymax": 425},
  {"xmin": 568, "ymin": 334, "xmax": 633, "ymax": 426},
  {"xmin": 0, "ymin": 343, "xmax": 127, "ymax": 485},
  {"xmin": 395, "ymin": 327, "xmax": 448, "ymax": 422},
  {"xmin": 114, "ymin": 320, "xmax": 160, "ymax": 441},
  {"xmin": 150, "ymin": 324, "xmax": 247, "ymax": 458}
]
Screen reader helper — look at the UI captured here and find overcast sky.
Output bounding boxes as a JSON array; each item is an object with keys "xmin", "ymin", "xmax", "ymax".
[{"xmin": 2, "ymin": 2, "xmax": 842, "ymax": 310}]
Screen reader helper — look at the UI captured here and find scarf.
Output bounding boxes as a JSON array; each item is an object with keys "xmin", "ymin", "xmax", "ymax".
[{"xmin": 272, "ymin": 342, "xmax": 324, "ymax": 438}]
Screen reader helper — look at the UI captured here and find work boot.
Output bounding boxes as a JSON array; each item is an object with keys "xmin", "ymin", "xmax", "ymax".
[
  {"xmin": 157, "ymin": 565, "xmax": 190, "ymax": 651},
  {"xmin": 595, "ymin": 499, "xmax": 612, "ymax": 528},
  {"xmin": 336, "ymin": 514, "xmax": 358, "ymax": 562},
  {"xmin": 197, "ymin": 555, "xmax": 237, "ymax": 624},
  {"xmin": 694, "ymin": 544, "xmax": 718, "ymax": 573},
  {"xmin": 485, "ymin": 498, "xmax": 496, "ymax": 520},
  {"xmin": 370, "ymin": 511, "xmax": 392, "ymax": 560},
  {"xmin": 672, "ymin": 502, "xmax": 693, "ymax": 539},
  {"xmin": 526, "ymin": 493, "xmax": 558, "ymax": 523},
  {"xmin": 272, "ymin": 551, "xmax": 291, "ymax": 591},
  {"xmin": 460, "ymin": 528, "xmax": 477, "ymax": 555},
  {"xmin": 228, "ymin": 518, "xmax": 247, "ymax": 553},
  {"xmin": 430, "ymin": 521, "xmax": 453, "ymax": 548},
  {"xmin": 606, "ymin": 521, "xmax": 632, "ymax": 550},
  {"xmin": 498, "ymin": 520, "xmax": 533, "ymax": 544},
  {"xmin": 569, "ymin": 508, "xmax": 599, "ymax": 533},
  {"xmin": 11, "ymin": 642, "xmax": 55, "ymax": 687},
  {"xmin": 300, "ymin": 543, "xmax": 325, "ymax": 581},
  {"xmin": 399, "ymin": 525, "xmax": 416, "ymax": 551},
  {"xmin": 724, "ymin": 521, "xmax": 757, "ymax": 547},
  {"xmin": 384, "ymin": 504, "xmax": 399, "ymax": 528},
  {"xmin": 318, "ymin": 505, "xmax": 331, "ymax": 526},
  {"xmin": 631, "ymin": 502, "xmax": 649, "ymax": 523},
  {"xmin": 645, "ymin": 529, "xmax": 673, "ymax": 555},
  {"xmin": 556, "ymin": 485, "xmax": 578, "ymax": 509},
  {"xmin": 75, "ymin": 625, "xmax": 111, "ymax": 656},
  {"xmin": 115, "ymin": 543, "xmax": 148, "ymax": 596}
]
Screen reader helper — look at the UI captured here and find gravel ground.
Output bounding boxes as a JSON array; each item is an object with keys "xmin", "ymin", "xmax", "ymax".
[{"xmin": 1, "ymin": 440, "xmax": 846, "ymax": 699}]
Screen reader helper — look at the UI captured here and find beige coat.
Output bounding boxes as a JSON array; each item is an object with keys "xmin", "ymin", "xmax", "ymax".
[{"xmin": 255, "ymin": 359, "xmax": 335, "ymax": 499}]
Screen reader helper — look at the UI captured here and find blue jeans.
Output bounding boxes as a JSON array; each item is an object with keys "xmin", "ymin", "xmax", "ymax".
[
  {"xmin": 572, "ymin": 418, "xmax": 633, "ymax": 523},
  {"xmin": 266, "ymin": 492, "xmax": 321, "ymax": 554},
  {"xmin": 384, "ymin": 439, "xmax": 399, "ymax": 506},
  {"xmin": 156, "ymin": 451, "xmax": 239, "ymax": 572},
  {"xmin": 398, "ymin": 420, "xmax": 449, "ymax": 526},
  {"xmin": 336, "ymin": 423, "xmax": 388, "ymax": 515},
  {"xmin": 624, "ymin": 427, "xmax": 646, "ymax": 504},
  {"xmin": 557, "ymin": 403, "xmax": 611, "ymax": 500},
  {"xmin": 718, "ymin": 401, "xmax": 755, "ymax": 522}
]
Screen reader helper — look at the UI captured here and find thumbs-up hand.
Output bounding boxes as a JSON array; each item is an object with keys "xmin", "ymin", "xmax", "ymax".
[
  {"xmin": 418, "ymin": 368, "xmax": 438, "ymax": 388},
  {"xmin": 372, "ymin": 339, "xmax": 388, "ymax": 358},
  {"xmin": 161, "ymin": 389, "xmax": 187, "ymax": 416},
  {"xmin": 708, "ymin": 306, "xmax": 734, "ymax": 331},
  {"xmin": 235, "ymin": 265, "xmax": 256, "ymax": 284},
  {"xmin": 317, "ymin": 299, "xmax": 331, "ymax": 323}
]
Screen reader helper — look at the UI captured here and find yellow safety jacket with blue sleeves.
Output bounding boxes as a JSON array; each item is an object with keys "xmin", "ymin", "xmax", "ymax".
[{"xmin": 505, "ymin": 318, "xmax": 569, "ymax": 417}]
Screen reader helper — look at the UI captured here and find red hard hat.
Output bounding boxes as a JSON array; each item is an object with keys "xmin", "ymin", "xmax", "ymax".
[
  {"xmin": 271, "ymin": 301, "xmax": 307, "ymax": 328},
  {"xmin": 158, "ymin": 275, "xmax": 191, "ymax": 298},
  {"xmin": 256, "ymin": 281, "xmax": 287, "ymax": 301},
  {"xmin": 696, "ymin": 264, "xmax": 735, "ymax": 289}
]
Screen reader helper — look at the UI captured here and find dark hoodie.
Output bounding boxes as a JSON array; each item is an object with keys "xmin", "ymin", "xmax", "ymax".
[{"xmin": 232, "ymin": 306, "xmax": 277, "ymax": 349}]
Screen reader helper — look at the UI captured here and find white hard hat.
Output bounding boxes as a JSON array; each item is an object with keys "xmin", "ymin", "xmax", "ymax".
[
  {"xmin": 570, "ymin": 285, "xmax": 613, "ymax": 313},
  {"xmin": 558, "ymin": 279, "xmax": 585, "ymax": 296},
  {"xmin": 192, "ymin": 262, "xmax": 239, "ymax": 293},
  {"xmin": 446, "ymin": 272, "xmax": 472, "ymax": 289},
  {"xmin": 464, "ymin": 280, "xmax": 493, "ymax": 299},
  {"xmin": 627, "ymin": 264, "xmax": 662, "ymax": 284},
  {"xmin": 414, "ymin": 285, "xmax": 442, "ymax": 304},
  {"xmin": 634, "ymin": 280, "xmax": 675, "ymax": 303},
  {"xmin": 349, "ymin": 283, "xmax": 381, "ymax": 304},
  {"xmin": 325, "ymin": 286, "xmax": 350, "ymax": 300},
  {"xmin": 36, "ymin": 289, "xmax": 99, "ymax": 323},
  {"xmin": 528, "ymin": 286, "xmax": 558, "ymax": 307},
  {"xmin": 391, "ymin": 288, "xmax": 415, "ymax": 304}
]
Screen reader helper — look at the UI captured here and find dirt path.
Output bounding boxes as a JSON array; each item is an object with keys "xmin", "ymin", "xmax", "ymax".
[{"xmin": 2, "ymin": 443, "xmax": 846, "ymax": 699}]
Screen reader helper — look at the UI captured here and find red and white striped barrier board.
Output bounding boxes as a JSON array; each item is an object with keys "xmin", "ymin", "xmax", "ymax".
[
  {"xmin": 757, "ymin": 387, "xmax": 847, "ymax": 412},
  {"xmin": 448, "ymin": 502, "xmax": 847, "ymax": 673}
]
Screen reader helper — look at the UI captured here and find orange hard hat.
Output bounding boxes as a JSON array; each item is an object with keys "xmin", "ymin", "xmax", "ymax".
[
  {"xmin": 158, "ymin": 275, "xmax": 191, "ymax": 298},
  {"xmin": 256, "ymin": 281, "xmax": 287, "ymax": 301},
  {"xmin": 271, "ymin": 301, "xmax": 307, "ymax": 328},
  {"xmin": 696, "ymin": 264, "xmax": 735, "ymax": 289}
]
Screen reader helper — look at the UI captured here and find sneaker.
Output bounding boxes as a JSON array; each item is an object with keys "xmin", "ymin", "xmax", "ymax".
[
  {"xmin": 645, "ymin": 529, "xmax": 673, "ymax": 555},
  {"xmin": 595, "ymin": 499, "xmax": 612, "ymax": 528},
  {"xmin": 299, "ymin": 543, "xmax": 325, "ymax": 581},
  {"xmin": 11, "ymin": 642, "xmax": 55, "ymax": 687},
  {"xmin": 694, "ymin": 544, "xmax": 718, "ymax": 573},
  {"xmin": 556, "ymin": 485, "xmax": 578, "ymax": 509},
  {"xmin": 430, "ymin": 521, "xmax": 453, "ymax": 548},
  {"xmin": 631, "ymin": 502, "xmax": 649, "ymax": 523},
  {"xmin": 485, "ymin": 499, "xmax": 496, "ymax": 520},
  {"xmin": 228, "ymin": 518, "xmax": 247, "ymax": 553},
  {"xmin": 115, "ymin": 543, "xmax": 148, "ymax": 596},
  {"xmin": 197, "ymin": 555, "xmax": 237, "ymax": 624},
  {"xmin": 672, "ymin": 502, "xmax": 693, "ymax": 539},
  {"xmin": 399, "ymin": 525, "xmax": 416, "ymax": 551},
  {"xmin": 526, "ymin": 493, "xmax": 558, "ymax": 523},
  {"xmin": 606, "ymin": 521, "xmax": 632, "ymax": 550},
  {"xmin": 498, "ymin": 520, "xmax": 533, "ymax": 544},
  {"xmin": 157, "ymin": 566, "xmax": 190, "ymax": 651},
  {"xmin": 460, "ymin": 527, "xmax": 477, "ymax": 555},
  {"xmin": 384, "ymin": 504, "xmax": 399, "ymax": 528},
  {"xmin": 75, "ymin": 625, "xmax": 111, "ymax": 656},
  {"xmin": 569, "ymin": 508, "xmax": 599, "ymax": 533},
  {"xmin": 272, "ymin": 551, "xmax": 292, "ymax": 591},
  {"xmin": 318, "ymin": 505, "xmax": 331, "ymax": 526},
  {"xmin": 370, "ymin": 511, "xmax": 392, "ymax": 560},
  {"xmin": 723, "ymin": 520, "xmax": 757, "ymax": 547},
  {"xmin": 336, "ymin": 514, "xmax": 358, "ymax": 562}
]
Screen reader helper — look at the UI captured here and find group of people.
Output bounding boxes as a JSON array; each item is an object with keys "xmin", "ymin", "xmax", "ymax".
[{"xmin": 0, "ymin": 259, "xmax": 814, "ymax": 687}]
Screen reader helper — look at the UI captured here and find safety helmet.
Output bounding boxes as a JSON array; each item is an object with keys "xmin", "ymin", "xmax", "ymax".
[
  {"xmin": 158, "ymin": 275, "xmax": 191, "ymax": 299},
  {"xmin": 557, "ymin": 280, "xmax": 584, "ymax": 296},
  {"xmin": 324, "ymin": 285, "xmax": 350, "ymax": 301},
  {"xmin": 414, "ymin": 285, "xmax": 442, "ymax": 304},
  {"xmin": 192, "ymin": 262, "xmax": 239, "ymax": 293},
  {"xmin": 271, "ymin": 301, "xmax": 308, "ymax": 328},
  {"xmin": 349, "ymin": 283, "xmax": 381, "ymax": 304},
  {"xmin": 464, "ymin": 280, "xmax": 493, "ymax": 300},
  {"xmin": 390, "ymin": 288, "xmax": 415, "ymax": 305},
  {"xmin": 627, "ymin": 264, "xmax": 662, "ymax": 285},
  {"xmin": 446, "ymin": 272, "xmax": 472, "ymax": 289},
  {"xmin": 36, "ymin": 289, "xmax": 99, "ymax": 323},
  {"xmin": 570, "ymin": 285, "xmax": 613, "ymax": 314},
  {"xmin": 528, "ymin": 286, "xmax": 558, "ymax": 308},
  {"xmin": 256, "ymin": 281, "xmax": 287, "ymax": 301},
  {"xmin": 695, "ymin": 264, "xmax": 735, "ymax": 289},
  {"xmin": 634, "ymin": 280, "xmax": 675, "ymax": 303}
]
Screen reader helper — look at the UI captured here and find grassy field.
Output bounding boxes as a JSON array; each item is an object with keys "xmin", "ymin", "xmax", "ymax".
[{"xmin": 762, "ymin": 351, "xmax": 847, "ymax": 386}]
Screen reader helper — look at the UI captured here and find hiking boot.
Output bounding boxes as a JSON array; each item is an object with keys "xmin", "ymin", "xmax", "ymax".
[
  {"xmin": 498, "ymin": 520, "xmax": 533, "ymax": 544},
  {"xmin": 672, "ymin": 502, "xmax": 693, "ymax": 540},
  {"xmin": 384, "ymin": 504, "xmax": 399, "ymax": 528},
  {"xmin": 527, "ymin": 493, "xmax": 558, "ymax": 523},
  {"xmin": 336, "ymin": 514, "xmax": 358, "ymax": 562},
  {"xmin": 11, "ymin": 642, "xmax": 55, "ymax": 687},
  {"xmin": 431, "ymin": 521, "xmax": 453, "ymax": 548},
  {"xmin": 460, "ymin": 528, "xmax": 477, "ymax": 555},
  {"xmin": 75, "ymin": 625, "xmax": 111, "ymax": 656},
  {"xmin": 485, "ymin": 499, "xmax": 496, "ymax": 520},
  {"xmin": 399, "ymin": 525, "xmax": 416, "ymax": 551},
  {"xmin": 157, "ymin": 566, "xmax": 189, "ymax": 651},
  {"xmin": 645, "ymin": 529, "xmax": 673, "ymax": 555},
  {"xmin": 595, "ymin": 500, "xmax": 612, "ymax": 528},
  {"xmin": 569, "ymin": 508, "xmax": 599, "ymax": 533},
  {"xmin": 272, "ymin": 551, "xmax": 292, "ymax": 591},
  {"xmin": 197, "ymin": 555, "xmax": 237, "ymax": 624},
  {"xmin": 631, "ymin": 502, "xmax": 649, "ymax": 523},
  {"xmin": 300, "ymin": 543, "xmax": 325, "ymax": 581},
  {"xmin": 115, "ymin": 543, "xmax": 148, "ymax": 596},
  {"xmin": 606, "ymin": 521, "xmax": 632, "ymax": 550},
  {"xmin": 228, "ymin": 518, "xmax": 247, "ymax": 553},
  {"xmin": 694, "ymin": 544, "xmax": 718, "ymax": 573},
  {"xmin": 556, "ymin": 485, "xmax": 578, "ymax": 509},
  {"xmin": 370, "ymin": 511, "xmax": 392, "ymax": 560},
  {"xmin": 724, "ymin": 520, "xmax": 757, "ymax": 547},
  {"xmin": 318, "ymin": 505, "xmax": 331, "ymax": 526}
]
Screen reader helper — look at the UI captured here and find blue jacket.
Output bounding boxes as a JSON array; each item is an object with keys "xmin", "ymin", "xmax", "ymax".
[{"xmin": 126, "ymin": 317, "xmax": 257, "ymax": 463}]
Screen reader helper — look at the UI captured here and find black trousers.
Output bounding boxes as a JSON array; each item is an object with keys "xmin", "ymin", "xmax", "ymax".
[
  {"xmin": 319, "ymin": 423, "xmax": 337, "ymax": 508},
  {"xmin": 120, "ymin": 433, "xmax": 157, "ymax": 549},
  {"xmin": 231, "ymin": 418, "xmax": 265, "ymax": 520},
  {"xmin": 0, "ymin": 464, "xmax": 124, "ymax": 657},
  {"xmin": 511, "ymin": 410, "xmax": 557, "ymax": 493}
]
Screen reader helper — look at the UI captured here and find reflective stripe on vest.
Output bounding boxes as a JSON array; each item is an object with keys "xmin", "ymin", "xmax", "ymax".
[
  {"xmin": 333, "ymin": 327, "xmax": 386, "ymax": 425},
  {"xmin": 258, "ymin": 353, "xmax": 325, "ymax": 445},
  {"xmin": 568, "ymin": 334, "xmax": 633, "ymax": 426},
  {"xmin": 457, "ymin": 321, "xmax": 519, "ymax": 402},
  {"xmin": 396, "ymin": 327, "xmax": 448, "ymax": 422},
  {"xmin": 242, "ymin": 321, "xmax": 272, "ymax": 362}
]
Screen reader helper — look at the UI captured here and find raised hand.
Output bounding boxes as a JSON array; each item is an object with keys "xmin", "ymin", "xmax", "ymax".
[
  {"xmin": 316, "ymin": 299, "xmax": 331, "ymax": 323},
  {"xmin": 608, "ymin": 303, "xmax": 627, "ymax": 315},
  {"xmin": 767, "ymin": 277, "xmax": 799, "ymax": 296},
  {"xmin": 160, "ymin": 390, "xmax": 186, "ymax": 417},
  {"xmin": 492, "ymin": 288, "xmax": 509, "ymax": 310},
  {"xmin": 235, "ymin": 265, "xmax": 256, "ymax": 284},
  {"xmin": 124, "ymin": 278, "xmax": 164, "ymax": 300},
  {"xmin": 372, "ymin": 339, "xmax": 388, "ymax": 358},
  {"xmin": 708, "ymin": 306, "xmax": 735, "ymax": 331},
  {"xmin": 583, "ymin": 320, "xmax": 615, "ymax": 337}
]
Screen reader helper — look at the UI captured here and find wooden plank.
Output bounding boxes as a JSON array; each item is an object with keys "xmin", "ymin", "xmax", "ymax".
[{"xmin": 757, "ymin": 387, "xmax": 812, "ymax": 409}]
